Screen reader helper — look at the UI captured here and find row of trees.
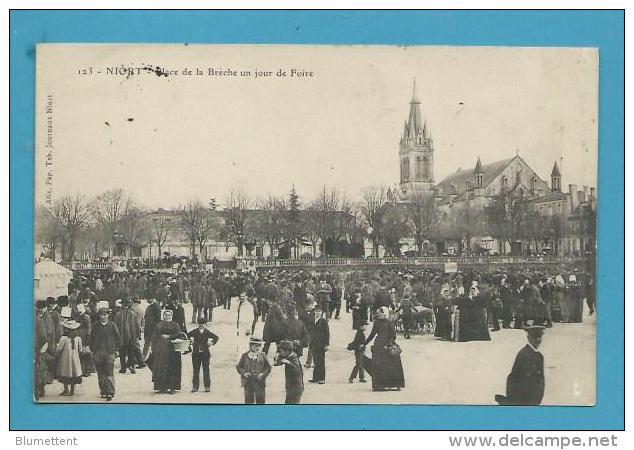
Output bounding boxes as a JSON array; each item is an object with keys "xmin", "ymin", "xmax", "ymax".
[{"xmin": 36, "ymin": 184, "xmax": 594, "ymax": 262}]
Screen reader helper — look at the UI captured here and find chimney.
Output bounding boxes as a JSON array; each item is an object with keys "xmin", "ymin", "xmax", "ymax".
[
  {"xmin": 569, "ymin": 184, "xmax": 578, "ymax": 211},
  {"xmin": 590, "ymin": 187, "xmax": 595, "ymax": 199},
  {"xmin": 583, "ymin": 186, "xmax": 589, "ymax": 201},
  {"xmin": 577, "ymin": 190, "xmax": 585, "ymax": 204},
  {"xmin": 589, "ymin": 187, "xmax": 596, "ymax": 209}
]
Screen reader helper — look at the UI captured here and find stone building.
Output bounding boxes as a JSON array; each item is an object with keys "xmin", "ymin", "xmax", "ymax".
[{"xmin": 388, "ymin": 81, "xmax": 596, "ymax": 256}]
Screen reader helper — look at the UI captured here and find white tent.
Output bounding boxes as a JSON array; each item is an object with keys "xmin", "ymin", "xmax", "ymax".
[{"xmin": 34, "ymin": 260, "xmax": 73, "ymax": 300}]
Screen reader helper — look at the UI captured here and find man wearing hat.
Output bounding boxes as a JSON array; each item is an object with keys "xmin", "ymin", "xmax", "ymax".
[
  {"xmin": 495, "ymin": 321, "xmax": 546, "ymax": 406},
  {"xmin": 187, "ymin": 317, "xmax": 220, "ymax": 393},
  {"xmin": 282, "ymin": 305, "xmax": 309, "ymax": 358},
  {"xmin": 90, "ymin": 302, "xmax": 122, "ymax": 401},
  {"xmin": 308, "ymin": 304, "xmax": 329, "ymax": 384},
  {"xmin": 315, "ymin": 275, "xmax": 332, "ymax": 317},
  {"xmin": 236, "ymin": 337, "xmax": 272, "ymax": 404},
  {"xmin": 275, "ymin": 339, "xmax": 304, "ymax": 404},
  {"xmin": 34, "ymin": 300, "xmax": 48, "ymax": 399},
  {"xmin": 113, "ymin": 298, "xmax": 142, "ymax": 374},
  {"xmin": 143, "ymin": 295, "xmax": 162, "ymax": 360},
  {"xmin": 43, "ymin": 297, "xmax": 63, "ymax": 384}
]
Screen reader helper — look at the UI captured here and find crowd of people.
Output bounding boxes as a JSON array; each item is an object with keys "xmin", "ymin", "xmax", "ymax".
[{"xmin": 34, "ymin": 263, "xmax": 594, "ymax": 404}]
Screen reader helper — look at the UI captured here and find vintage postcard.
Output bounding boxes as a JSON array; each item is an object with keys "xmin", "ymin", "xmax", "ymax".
[{"xmin": 33, "ymin": 44, "xmax": 597, "ymax": 405}]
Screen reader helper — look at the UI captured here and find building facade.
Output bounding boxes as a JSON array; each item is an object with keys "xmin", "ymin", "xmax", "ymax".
[{"xmin": 389, "ymin": 81, "xmax": 596, "ymax": 256}]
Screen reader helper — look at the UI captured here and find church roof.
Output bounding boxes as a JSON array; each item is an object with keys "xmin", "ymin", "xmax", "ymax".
[
  {"xmin": 532, "ymin": 191, "xmax": 568, "ymax": 203},
  {"xmin": 551, "ymin": 161, "xmax": 561, "ymax": 177},
  {"xmin": 435, "ymin": 156, "xmax": 516, "ymax": 196}
]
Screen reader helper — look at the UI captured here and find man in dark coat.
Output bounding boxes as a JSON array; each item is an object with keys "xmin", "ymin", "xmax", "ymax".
[
  {"xmin": 187, "ymin": 317, "xmax": 219, "ymax": 392},
  {"xmin": 113, "ymin": 298, "xmax": 141, "ymax": 373},
  {"xmin": 282, "ymin": 305, "xmax": 309, "ymax": 357},
  {"xmin": 143, "ymin": 296, "xmax": 162, "ymax": 360},
  {"xmin": 308, "ymin": 304, "xmax": 330, "ymax": 384},
  {"xmin": 495, "ymin": 323, "xmax": 545, "ymax": 406}
]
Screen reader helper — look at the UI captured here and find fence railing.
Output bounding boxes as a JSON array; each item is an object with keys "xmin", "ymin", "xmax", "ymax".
[{"xmin": 252, "ymin": 255, "xmax": 589, "ymax": 268}]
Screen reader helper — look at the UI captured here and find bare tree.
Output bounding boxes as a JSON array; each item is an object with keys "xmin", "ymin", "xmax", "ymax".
[
  {"xmin": 91, "ymin": 188, "xmax": 130, "ymax": 256},
  {"xmin": 151, "ymin": 216, "xmax": 170, "ymax": 257},
  {"xmin": 311, "ymin": 186, "xmax": 342, "ymax": 257},
  {"xmin": 359, "ymin": 185, "xmax": 387, "ymax": 257},
  {"xmin": 51, "ymin": 194, "xmax": 91, "ymax": 261},
  {"xmin": 255, "ymin": 195, "xmax": 287, "ymax": 257},
  {"xmin": 35, "ymin": 204, "xmax": 64, "ymax": 260},
  {"xmin": 179, "ymin": 200, "xmax": 206, "ymax": 258},
  {"xmin": 223, "ymin": 188, "xmax": 251, "ymax": 256},
  {"xmin": 406, "ymin": 191, "xmax": 439, "ymax": 255},
  {"xmin": 118, "ymin": 203, "xmax": 149, "ymax": 257},
  {"xmin": 379, "ymin": 204, "xmax": 410, "ymax": 256},
  {"xmin": 485, "ymin": 188, "xmax": 532, "ymax": 255}
]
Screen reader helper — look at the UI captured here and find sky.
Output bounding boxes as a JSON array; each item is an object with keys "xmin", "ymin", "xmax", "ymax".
[{"xmin": 36, "ymin": 45, "xmax": 598, "ymax": 209}]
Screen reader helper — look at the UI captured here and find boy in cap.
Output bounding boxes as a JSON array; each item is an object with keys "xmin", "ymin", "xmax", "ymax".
[
  {"xmin": 275, "ymin": 339, "xmax": 304, "ymax": 404},
  {"xmin": 187, "ymin": 317, "xmax": 219, "ymax": 392},
  {"xmin": 346, "ymin": 323, "xmax": 367, "ymax": 383},
  {"xmin": 236, "ymin": 337, "xmax": 271, "ymax": 404},
  {"xmin": 495, "ymin": 321, "xmax": 546, "ymax": 406}
]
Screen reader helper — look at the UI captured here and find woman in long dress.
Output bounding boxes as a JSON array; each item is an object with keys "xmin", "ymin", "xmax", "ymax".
[
  {"xmin": 149, "ymin": 309, "xmax": 186, "ymax": 394},
  {"xmin": 55, "ymin": 320, "xmax": 83, "ymax": 396},
  {"xmin": 76, "ymin": 304, "xmax": 95, "ymax": 377},
  {"xmin": 364, "ymin": 306, "xmax": 405, "ymax": 391},
  {"xmin": 456, "ymin": 284, "xmax": 491, "ymax": 342}
]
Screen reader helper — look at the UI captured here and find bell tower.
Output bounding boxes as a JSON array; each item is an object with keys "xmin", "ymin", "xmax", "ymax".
[{"xmin": 399, "ymin": 79, "xmax": 434, "ymax": 199}]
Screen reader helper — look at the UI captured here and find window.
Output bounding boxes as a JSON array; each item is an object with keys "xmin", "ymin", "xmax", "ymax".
[
  {"xmin": 501, "ymin": 176, "xmax": 508, "ymax": 190},
  {"xmin": 531, "ymin": 177, "xmax": 537, "ymax": 192},
  {"xmin": 415, "ymin": 156, "xmax": 422, "ymax": 179},
  {"xmin": 402, "ymin": 158, "xmax": 409, "ymax": 182},
  {"xmin": 422, "ymin": 156, "xmax": 430, "ymax": 179},
  {"xmin": 476, "ymin": 173, "xmax": 483, "ymax": 188}
]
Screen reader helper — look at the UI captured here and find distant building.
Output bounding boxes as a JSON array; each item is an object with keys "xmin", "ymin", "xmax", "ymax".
[{"xmin": 388, "ymin": 81, "xmax": 596, "ymax": 256}]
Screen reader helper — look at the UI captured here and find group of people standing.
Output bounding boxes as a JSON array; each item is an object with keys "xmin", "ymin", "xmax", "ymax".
[{"xmin": 34, "ymin": 263, "xmax": 592, "ymax": 405}]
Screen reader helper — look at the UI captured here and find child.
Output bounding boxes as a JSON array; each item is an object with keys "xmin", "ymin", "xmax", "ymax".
[
  {"xmin": 347, "ymin": 323, "xmax": 367, "ymax": 383},
  {"xmin": 187, "ymin": 317, "xmax": 219, "ymax": 392},
  {"xmin": 236, "ymin": 337, "xmax": 271, "ymax": 404},
  {"xmin": 275, "ymin": 339, "xmax": 304, "ymax": 404},
  {"xmin": 56, "ymin": 320, "xmax": 83, "ymax": 396}
]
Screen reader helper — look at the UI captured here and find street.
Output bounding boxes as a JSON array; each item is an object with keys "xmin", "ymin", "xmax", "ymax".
[{"xmin": 40, "ymin": 300, "xmax": 595, "ymax": 405}]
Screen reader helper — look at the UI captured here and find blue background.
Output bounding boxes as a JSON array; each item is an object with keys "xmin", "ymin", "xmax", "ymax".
[{"xmin": 9, "ymin": 10, "xmax": 624, "ymax": 430}]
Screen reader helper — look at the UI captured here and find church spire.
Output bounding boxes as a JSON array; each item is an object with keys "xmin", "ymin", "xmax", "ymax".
[
  {"xmin": 407, "ymin": 79, "xmax": 423, "ymax": 138},
  {"xmin": 475, "ymin": 156, "xmax": 483, "ymax": 173}
]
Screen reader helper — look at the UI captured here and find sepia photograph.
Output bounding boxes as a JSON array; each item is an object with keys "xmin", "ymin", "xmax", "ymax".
[{"xmin": 33, "ymin": 44, "xmax": 597, "ymax": 406}]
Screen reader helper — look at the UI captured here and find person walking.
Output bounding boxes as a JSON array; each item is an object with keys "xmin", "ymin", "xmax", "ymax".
[
  {"xmin": 143, "ymin": 296, "xmax": 162, "ymax": 360},
  {"xmin": 55, "ymin": 320, "xmax": 83, "ymax": 397},
  {"xmin": 90, "ymin": 302, "xmax": 122, "ymax": 401},
  {"xmin": 308, "ymin": 304, "xmax": 329, "ymax": 384},
  {"xmin": 347, "ymin": 324, "xmax": 367, "ymax": 383},
  {"xmin": 113, "ymin": 298, "xmax": 141, "ymax": 374},
  {"xmin": 363, "ymin": 306, "xmax": 404, "ymax": 392}
]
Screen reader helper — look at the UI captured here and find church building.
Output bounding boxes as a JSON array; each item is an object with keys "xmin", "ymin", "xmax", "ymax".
[{"xmin": 387, "ymin": 81, "xmax": 596, "ymax": 257}]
